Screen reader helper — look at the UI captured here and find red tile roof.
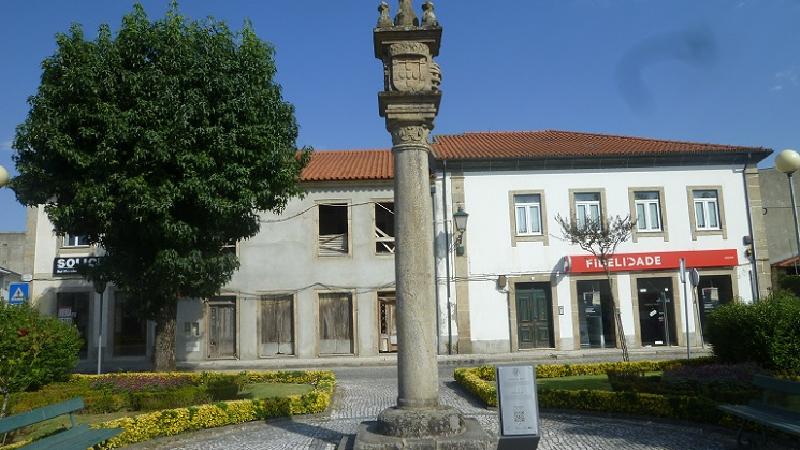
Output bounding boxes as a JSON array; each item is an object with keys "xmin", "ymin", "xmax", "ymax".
[
  {"xmin": 431, "ymin": 130, "xmax": 769, "ymax": 160},
  {"xmin": 301, "ymin": 149, "xmax": 392, "ymax": 182},
  {"xmin": 299, "ymin": 130, "xmax": 770, "ymax": 181}
]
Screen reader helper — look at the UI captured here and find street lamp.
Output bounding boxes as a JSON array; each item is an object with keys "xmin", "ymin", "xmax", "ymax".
[
  {"xmin": 776, "ymin": 149, "xmax": 800, "ymax": 274},
  {"xmin": 453, "ymin": 206, "xmax": 468, "ymax": 256},
  {"xmin": 0, "ymin": 164, "xmax": 9, "ymax": 188}
]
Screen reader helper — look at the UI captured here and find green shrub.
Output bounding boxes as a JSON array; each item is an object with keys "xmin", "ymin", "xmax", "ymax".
[
  {"xmin": 706, "ymin": 292, "xmax": 800, "ymax": 372},
  {"xmin": 200, "ymin": 373, "xmax": 245, "ymax": 401},
  {"xmin": 0, "ymin": 303, "xmax": 81, "ymax": 415}
]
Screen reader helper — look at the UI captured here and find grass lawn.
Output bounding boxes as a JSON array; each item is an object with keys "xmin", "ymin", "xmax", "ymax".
[
  {"xmin": 537, "ymin": 374, "xmax": 612, "ymax": 391},
  {"xmin": 238, "ymin": 382, "xmax": 313, "ymax": 399}
]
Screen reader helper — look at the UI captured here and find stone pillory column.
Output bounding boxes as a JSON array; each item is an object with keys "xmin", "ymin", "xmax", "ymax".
[{"xmin": 352, "ymin": 2, "xmax": 494, "ymax": 449}]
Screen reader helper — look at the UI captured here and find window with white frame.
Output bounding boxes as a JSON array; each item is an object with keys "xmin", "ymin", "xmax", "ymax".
[
  {"xmin": 513, "ymin": 193, "xmax": 542, "ymax": 235},
  {"xmin": 63, "ymin": 234, "xmax": 89, "ymax": 247},
  {"xmin": 634, "ymin": 191, "xmax": 662, "ymax": 232},
  {"xmin": 575, "ymin": 192, "xmax": 601, "ymax": 229},
  {"xmin": 693, "ymin": 190, "xmax": 721, "ymax": 230}
]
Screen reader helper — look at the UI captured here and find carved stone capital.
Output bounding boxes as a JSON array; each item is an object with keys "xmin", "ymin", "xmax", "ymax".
[{"xmin": 389, "ymin": 124, "xmax": 430, "ymax": 147}]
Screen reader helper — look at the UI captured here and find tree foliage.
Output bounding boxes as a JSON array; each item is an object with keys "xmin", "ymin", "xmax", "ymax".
[
  {"xmin": 557, "ymin": 214, "xmax": 635, "ymax": 361},
  {"xmin": 11, "ymin": 4, "xmax": 309, "ymax": 369}
]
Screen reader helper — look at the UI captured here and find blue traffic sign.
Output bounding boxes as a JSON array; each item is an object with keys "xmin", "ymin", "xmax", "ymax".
[{"xmin": 8, "ymin": 282, "xmax": 29, "ymax": 305}]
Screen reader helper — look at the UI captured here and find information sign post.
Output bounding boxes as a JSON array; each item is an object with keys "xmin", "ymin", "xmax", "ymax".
[{"xmin": 496, "ymin": 364, "xmax": 540, "ymax": 449}]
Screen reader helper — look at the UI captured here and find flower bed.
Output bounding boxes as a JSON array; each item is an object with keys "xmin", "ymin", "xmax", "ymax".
[
  {"xmin": 2, "ymin": 370, "xmax": 335, "ymax": 450},
  {"xmin": 453, "ymin": 359, "xmax": 745, "ymax": 427}
]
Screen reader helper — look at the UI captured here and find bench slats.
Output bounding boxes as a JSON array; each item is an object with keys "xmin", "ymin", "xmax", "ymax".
[
  {"xmin": 0, "ymin": 398, "xmax": 84, "ymax": 434},
  {"xmin": 20, "ymin": 424, "xmax": 122, "ymax": 450},
  {"xmin": 753, "ymin": 374, "xmax": 800, "ymax": 395},
  {"xmin": 720, "ymin": 404, "xmax": 800, "ymax": 436}
]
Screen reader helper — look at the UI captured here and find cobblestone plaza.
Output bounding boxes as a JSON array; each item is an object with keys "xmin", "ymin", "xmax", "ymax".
[{"xmin": 131, "ymin": 366, "xmax": 745, "ymax": 450}]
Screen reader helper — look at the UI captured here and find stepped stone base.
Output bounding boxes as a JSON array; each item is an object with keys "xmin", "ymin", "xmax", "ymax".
[{"xmin": 352, "ymin": 417, "xmax": 496, "ymax": 450}]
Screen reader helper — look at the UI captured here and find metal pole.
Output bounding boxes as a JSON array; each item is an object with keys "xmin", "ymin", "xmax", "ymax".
[
  {"xmin": 441, "ymin": 161, "xmax": 453, "ymax": 355},
  {"xmin": 683, "ymin": 277, "xmax": 690, "ymax": 360},
  {"xmin": 788, "ymin": 173, "xmax": 800, "ymax": 274},
  {"xmin": 97, "ymin": 289, "xmax": 104, "ymax": 375}
]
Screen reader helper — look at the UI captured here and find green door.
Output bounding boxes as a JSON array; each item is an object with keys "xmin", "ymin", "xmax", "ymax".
[{"xmin": 516, "ymin": 283, "xmax": 554, "ymax": 349}]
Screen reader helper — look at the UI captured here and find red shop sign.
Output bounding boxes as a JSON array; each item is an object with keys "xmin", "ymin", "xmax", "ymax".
[{"xmin": 567, "ymin": 249, "xmax": 739, "ymax": 274}]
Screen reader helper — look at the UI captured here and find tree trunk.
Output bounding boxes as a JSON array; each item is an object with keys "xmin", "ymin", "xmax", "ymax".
[
  {"xmin": 604, "ymin": 267, "xmax": 630, "ymax": 362},
  {"xmin": 154, "ymin": 301, "xmax": 178, "ymax": 372}
]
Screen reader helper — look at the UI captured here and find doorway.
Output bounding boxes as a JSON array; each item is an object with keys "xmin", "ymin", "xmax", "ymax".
[
  {"xmin": 259, "ymin": 295, "xmax": 294, "ymax": 357},
  {"xmin": 378, "ymin": 292, "xmax": 397, "ymax": 353},
  {"xmin": 208, "ymin": 297, "xmax": 237, "ymax": 359},
  {"xmin": 319, "ymin": 292, "xmax": 354, "ymax": 355},
  {"xmin": 515, "ymin": 282, "xmax": 554, "ymax": 349},
  {"xmin": 576, "ymin": 279, "xmax": 616, "ymax": 348},
  {"xmin": 636, "ymin": 277, "xmax": 677, "ymax": 346}
]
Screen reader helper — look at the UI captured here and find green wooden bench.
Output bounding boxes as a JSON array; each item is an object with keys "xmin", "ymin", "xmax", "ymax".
[
  {"xmin": 718, "ymin": 374, "xmax": 800, "ymax": 449},
  {"xmin": 0, "ymin": 397, "xmax": 122, "ymax": 450}
]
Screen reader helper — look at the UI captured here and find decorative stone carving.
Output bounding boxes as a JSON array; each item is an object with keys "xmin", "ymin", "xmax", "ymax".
[
  {"xmin": 430, "ymin": 61, "xmax": 442, "ymax": 91},
  {"xmin": 422, "ymin": 1, "xmax": 438, "ymax": 27},
  {"xmin": 390, "ymin": 125, "xmax": 430, "ymax": 146},
  {"xmin": 388, "ymin": 42, "xmax": 431, "ymax": 92},
  {"xmin": 394, "ymin": 0, "xmax": 419, "ymax": 27},
  {"xmin": 377, "ymin": 2, "xmax": 393, "ymax": 28}
]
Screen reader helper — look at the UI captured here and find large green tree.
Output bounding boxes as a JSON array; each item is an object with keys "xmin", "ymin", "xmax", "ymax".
[{"xmin": 12, "ymin": 4, "xmax": 309, "ymax": 371}]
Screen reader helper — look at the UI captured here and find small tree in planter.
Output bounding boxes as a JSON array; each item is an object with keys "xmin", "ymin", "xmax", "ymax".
[{"xmin": 557, "ymin": 214, "xmax": 635, "ymax": 362}]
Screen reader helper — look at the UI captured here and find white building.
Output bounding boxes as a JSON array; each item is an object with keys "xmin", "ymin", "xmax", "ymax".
[
  {"xmin": 19, "ymin": 130, "xmax": 773, "ymax": 367},
  {"xmin": 431, "ymin": 130, "xmax": 771, "ymax": 354}
]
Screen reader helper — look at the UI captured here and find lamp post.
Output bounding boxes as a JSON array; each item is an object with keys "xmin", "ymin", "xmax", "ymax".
[{"xmin": 776, "ymin": 149, "xmax": 800, "ymax": 274}]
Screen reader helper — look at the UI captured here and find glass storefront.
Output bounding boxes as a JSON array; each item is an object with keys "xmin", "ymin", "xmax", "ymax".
[
  {"xmin": 113, "ymin": 293, "xmax": 147, "ymax": 356},
  {"xmin": 696, "ymin": 275, "xmax": 733, "ymax": 343},
  {"xmin": 636, "ymin": 277, "xmax": 677, "ymax": 347},
  {"xmin": 56, "ymin": 292, "xmax": 91, "ymax": 359},
  {"xmin": 576, "ymin": 279, "xmax": 616, "ymax": 348}
]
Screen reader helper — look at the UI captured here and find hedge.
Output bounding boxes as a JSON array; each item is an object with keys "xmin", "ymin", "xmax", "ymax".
[
  {"xmin": 453, "ymin": 359, "xmax": 741, "ymax": 427},
  {"xmin": 2, "ymin": 370, "xmax": 335, "ymax": 450}
]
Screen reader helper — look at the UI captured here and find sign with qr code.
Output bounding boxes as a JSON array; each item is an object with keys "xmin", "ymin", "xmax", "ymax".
[{"xmin": 496, "ymin": 365, "xmax": 539, "ymax": 437}]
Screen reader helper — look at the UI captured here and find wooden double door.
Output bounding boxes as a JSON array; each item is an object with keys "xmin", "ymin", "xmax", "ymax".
[
  {"xmin": 208, "ymin": 297, "xmax": 237, "ymax": 359},
  {"xmin": 515, "ymin": 283, "xmax": 555, "ymax": 349}
]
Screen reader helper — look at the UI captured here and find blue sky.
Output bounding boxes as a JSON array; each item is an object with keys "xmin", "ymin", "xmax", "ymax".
[{"xmin": 0, "ymin": 0, "xmax": 798, "ymax": 231}]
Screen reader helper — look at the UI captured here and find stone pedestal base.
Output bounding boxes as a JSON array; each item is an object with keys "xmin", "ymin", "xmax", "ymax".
[{"xmin": 351, "ymin": 407, "xmax": 496, "ymax": 450}]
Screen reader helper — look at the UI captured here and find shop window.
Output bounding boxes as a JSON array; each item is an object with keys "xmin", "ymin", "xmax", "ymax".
[
  {"xmin": 260, "ymin": 295, "xmax": 294, "ymax": 356},
  {"xmin": 634, "ymin": 191, "xmax": 662, "ymax": 232},
  {"xmin": 113, "ymin": 293, "xmax": 147, "ymax": 356},
  {"xmin": 375, "ymin": 202, "xmax": 395, "ymax": 254},
  {"xmin": 576, "ymin": 280, "xmax": 616, "ymax": 349},
  {"xmin": 696, "ymin": 275, "xmax": 733, "ymax": 343},
  {"xmin": 514, "ymin": 194, "xmax": 542, "ymax": 235},
  {"xmin": 693, "ymin": 190, "xmax": 721, "ymax": 230},
  {"xmin": 63, "ymin": 234, "xmax": 89, "ymax": 247},
  {"xmin": 318, "ymin": 203, "xmax": 349, "ymax": 256},
  {"xmin": 318, "ymin": 292, "xmax": 354, "ymax": 354},
  {"xmin": 574, "ymin": 192, "xmax": 601, "ymax": 229},
  {"xmin": 57, "ymin": 292, "xmax": 91, "ymax": 359},
  {"xmin": 636, "ymin": 277, "xmax": 677, "ymax": 347}
]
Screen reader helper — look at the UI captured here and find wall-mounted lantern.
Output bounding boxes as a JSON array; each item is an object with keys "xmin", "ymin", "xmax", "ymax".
[{"xmin": 453, "ymin": 206, "xmax": 469, "ymax": 256}]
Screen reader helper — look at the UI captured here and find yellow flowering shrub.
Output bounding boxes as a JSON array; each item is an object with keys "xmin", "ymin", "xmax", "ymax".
[{"xmin": 89, "ymin": 370, "xmax": 334, "ymax": 449}]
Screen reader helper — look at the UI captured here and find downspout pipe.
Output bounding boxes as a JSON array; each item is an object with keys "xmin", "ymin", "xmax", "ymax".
[
  {"xmin": 442, "ymin": 160, "xmax": 453, "ymax": 354},
  {"xmin": 742, "ymin": 160, "xmax": 760, "ymax": 301}
]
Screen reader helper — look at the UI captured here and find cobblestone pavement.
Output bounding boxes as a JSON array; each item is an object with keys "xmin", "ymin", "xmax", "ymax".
[{"xmin": 133, "ymin": 366, "xmax": 748, "ymax": 450}]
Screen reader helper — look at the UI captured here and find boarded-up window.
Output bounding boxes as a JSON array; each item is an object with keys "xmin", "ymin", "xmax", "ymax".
[
  {"xmin": 260, "ymin": 295, "xmax": 294, "ymax": 356},
  {"xmin": 319, "ymin": 292, "xmax": 354, "ymax": 354},
  {"xmin": 319, "ymin": 204, "xmax": 349, "ymax": 256},
  {"xmin": 375, "ymin": 202, "xmax": 395, "ymax": 254}
]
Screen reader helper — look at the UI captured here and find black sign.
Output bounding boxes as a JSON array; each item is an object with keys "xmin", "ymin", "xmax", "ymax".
[{"xmin": 53, "ymin": 257, "xmax": 103, "ymax": 275}]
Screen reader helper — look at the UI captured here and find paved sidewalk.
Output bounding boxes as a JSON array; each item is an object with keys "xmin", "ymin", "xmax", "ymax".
[{"xmin": 133, "ymin": 366, "xmax": 749, "ymax": 450}]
